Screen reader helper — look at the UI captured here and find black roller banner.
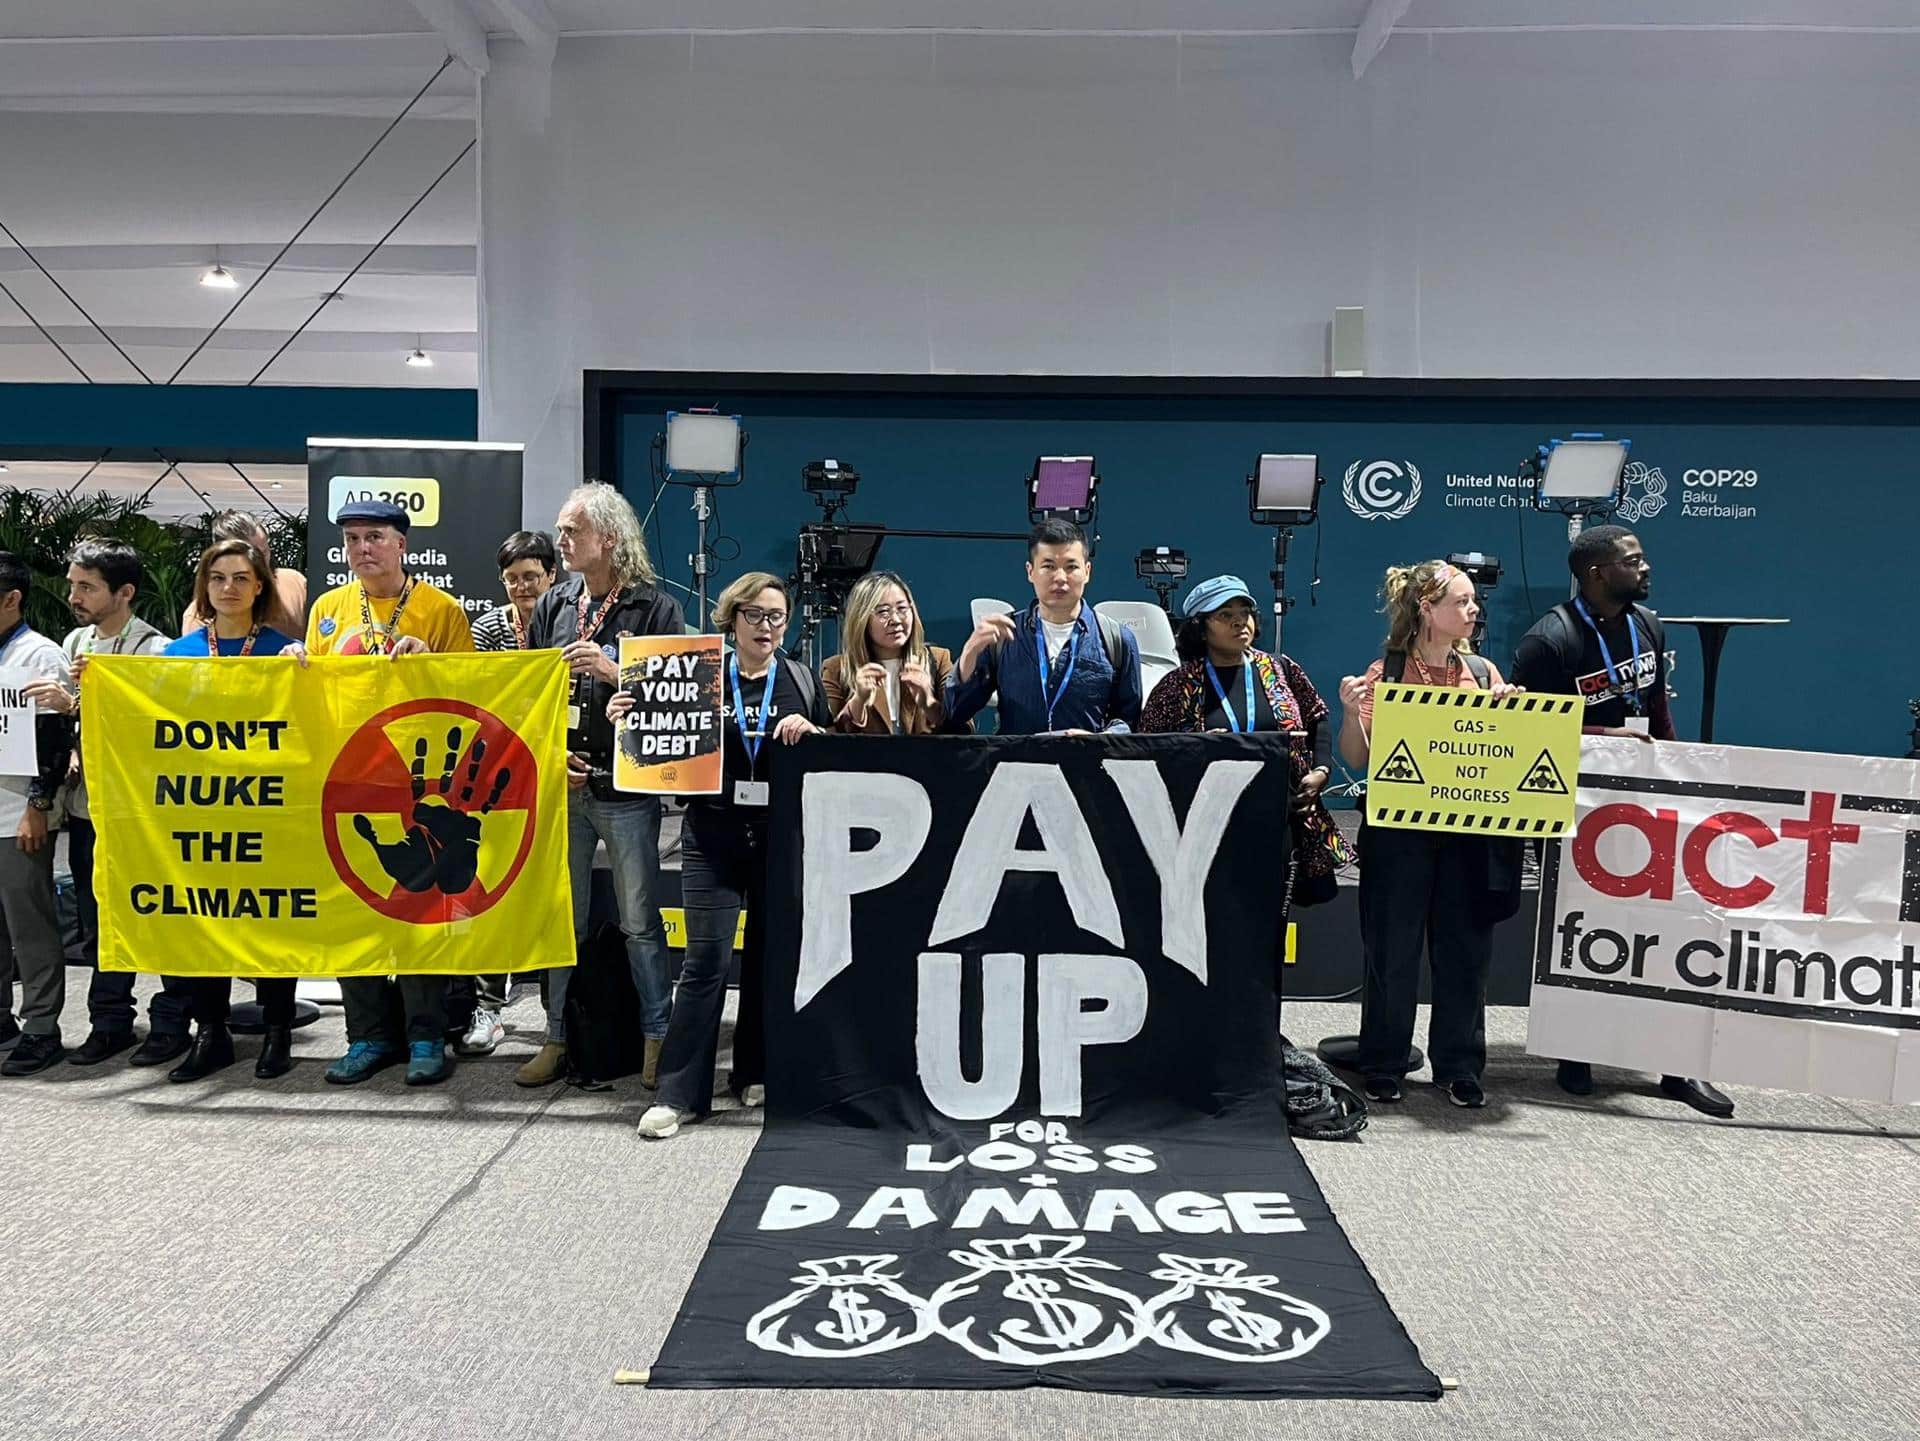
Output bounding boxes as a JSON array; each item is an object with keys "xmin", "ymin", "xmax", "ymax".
[
  {"xmin": 306, "ymin": 438, "xmax": 524, "ymax": 624},
  {"xmin": 650, "ymin": 733, "xmax": 1440, "ymax": 1400}
]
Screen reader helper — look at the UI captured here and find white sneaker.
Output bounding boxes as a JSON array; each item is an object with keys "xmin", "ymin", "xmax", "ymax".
[
  {"xmin": 636, "ymin": 1104, "xmax": 688, "ymax": 1140},
  {"xmin": 455, "ymin": 1008, "xmax": 504, "ymax": 1056},
  {"xmin": 739, "ymin": 1084, "xmax": 765, "ymax": 1108}
]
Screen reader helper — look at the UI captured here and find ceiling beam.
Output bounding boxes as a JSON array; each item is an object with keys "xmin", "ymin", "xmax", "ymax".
[
  {"xmin": 409, "ymin": 0, "xmax": 491, "ymax": 75},
  {"xmin": 493, "ymin": 0, "xmax": 559, "ymax": 60},
  {"xmin": 1352, "ymin": 0, "xmax": 1414, "ymax": 79}
]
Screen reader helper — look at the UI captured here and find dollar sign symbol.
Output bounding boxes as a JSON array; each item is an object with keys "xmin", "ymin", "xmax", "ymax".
[
  {"xmin": 1202, "ymin": 1292, "xmax": 1290, "ymax": 1352},
  {"xmin": 1000, "ymin": 1275, "xmax": 1103, "ymax": 1350},
  {"xmin": 815, "ymin": 1287, "xmax": 888, "ymax": 1347}
]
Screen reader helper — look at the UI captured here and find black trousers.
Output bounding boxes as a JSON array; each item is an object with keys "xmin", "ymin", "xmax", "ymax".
[
  {"xmin": 654, "ymin": 809, "xmax": 765, "ymax": 1116},
  {"xmin": 71, "ymin": 817, "xmax": 192, "ymax": 1038},
  {"xmin": 169, "ymin": 977, "xmax": 297, "ymax": 1031},
  {"xmin": 1356, "ymin": 825, "xmax": 1492, "ymax": 1084}
]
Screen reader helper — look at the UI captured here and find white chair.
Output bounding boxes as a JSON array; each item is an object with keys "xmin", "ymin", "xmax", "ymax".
[
  {"xmin": 970, "ymin": 597, "xmax": 1015, "ymax": 628},
  {"xmin": 1139, "ymin": 656, "xmax": 1179, "ymax": 698},
  {"xmin": 1094, "ymin": 600, "xmax": 1180, "ymax": 671}
]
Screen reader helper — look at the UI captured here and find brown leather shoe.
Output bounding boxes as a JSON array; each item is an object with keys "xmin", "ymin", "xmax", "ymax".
[
  {"xmin": 641, "ymin": 1037, "xmax": 663, "ymax": 1089},
  {"xmin": 515, "ymin": 1041, "xmax": 567, "ymax": 1087}
]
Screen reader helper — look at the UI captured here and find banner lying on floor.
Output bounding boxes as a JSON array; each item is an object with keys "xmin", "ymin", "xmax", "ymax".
[
  {"xmin": 87, "ymin": 652, "xmax": 570, "ymax": 978},
  {"xmin": 650, "ymin": 734, "xmax": 1440, "ymax": 1399},
  {"xmin": 1528, "ymin": 737, "xmax": 1920, "ymax": 1104}
]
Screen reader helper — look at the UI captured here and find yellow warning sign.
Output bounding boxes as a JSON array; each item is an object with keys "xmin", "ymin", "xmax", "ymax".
[{"xmin": 1365, "ymin": 684, "xmax": 1582, "ymax": 836}]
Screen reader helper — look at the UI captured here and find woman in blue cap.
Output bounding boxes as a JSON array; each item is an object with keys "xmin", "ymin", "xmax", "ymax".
[{"xmin": 1139, "ymin": 574, "xmax": 1349, "ymax": 902}]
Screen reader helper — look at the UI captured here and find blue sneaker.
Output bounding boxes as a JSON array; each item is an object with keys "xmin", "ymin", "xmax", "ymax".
[
  {"xmin": 324, "ymin": 1041, "xmax": 400, "ymax": 1086},
  {"xmin": 405, "ymin": 1040, "xmax": 451, "ymax": 1087}
]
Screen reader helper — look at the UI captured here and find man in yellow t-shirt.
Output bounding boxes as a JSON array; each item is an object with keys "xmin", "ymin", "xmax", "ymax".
[{"xmin": 308, "ymin": 499, "xmax": 475, "ymax": 1089}]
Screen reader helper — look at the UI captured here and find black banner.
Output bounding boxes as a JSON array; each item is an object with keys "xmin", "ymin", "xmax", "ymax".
[
  {"xmin": 305, "ymin": 439, "xmax": 524, "ymax": 623},
  {"xmin": 651, "ymin": 734, "xmax": 1439, "ymax": 1400}
]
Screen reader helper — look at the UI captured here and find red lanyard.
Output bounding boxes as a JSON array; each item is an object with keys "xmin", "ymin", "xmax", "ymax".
[
  {"xmin": 576, "ymin": 585, "xmax": 623, "ymax": 645},
  {"xmin": 205, "ymin": 623, "xmax": 260, "ymax": 657},
  {"xmin": 509, "ymin": 607, "xmax": 528, "ymax": 650}
]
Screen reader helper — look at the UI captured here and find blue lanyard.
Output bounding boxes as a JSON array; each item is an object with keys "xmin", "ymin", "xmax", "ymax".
[
  {"xmin": 729, "ymin": 653, "xmax": 778, "ymax": 771},
  {"xmin": 1035, "ymin": 611, "xmax": 1081, "ymax": 732},
  {"xmin": 1573, "ymin": 599, "xmax": 1645, "ymax": 714},
  {"xmin": 1204, "ymin": 657, "xmax": 1257, "ymax": 734}
]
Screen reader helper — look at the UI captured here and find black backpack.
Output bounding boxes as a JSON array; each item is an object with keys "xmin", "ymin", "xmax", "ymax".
[
  {"xmin": 1280, "ymin": 1040, "xmax": 1369, "ymax": 1141},
  {"xmin": 563, "ymin": 922, "xmax": 648, "ymax": 1087}
]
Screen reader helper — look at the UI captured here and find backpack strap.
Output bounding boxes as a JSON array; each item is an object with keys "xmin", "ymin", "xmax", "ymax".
[
  {"xmin": 1464, "ymin": 653, "xmax": 1491, "ymax": 689},
  {"xmin": 1382, "ymin": 650, "xmax": 1406, "ymax": 683},
  {"xmin": 1094, "ymin": 611, "xmax": 1130, "ymax": 674}
]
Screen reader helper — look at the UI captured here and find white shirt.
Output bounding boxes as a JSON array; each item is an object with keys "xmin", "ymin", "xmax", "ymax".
[{"xmin": 1040, "ymin": 618, "xmax": 1077, "ymax": 664}]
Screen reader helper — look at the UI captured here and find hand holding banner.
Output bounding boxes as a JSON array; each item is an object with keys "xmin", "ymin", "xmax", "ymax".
[
  {"xmin": 87, "ymin": 652, "xmax": 570, "ymax": 978},
  {"xmin": 1366, "ymin": 684, "xmax": 1581, "ymax": 835}
]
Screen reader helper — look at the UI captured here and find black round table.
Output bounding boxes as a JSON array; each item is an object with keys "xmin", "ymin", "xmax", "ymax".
[{"xmin": 1662, "ymin": 617, "xmax": 1790, "ymax": 743}]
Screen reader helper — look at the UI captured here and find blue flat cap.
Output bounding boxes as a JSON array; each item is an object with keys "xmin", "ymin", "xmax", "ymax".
[
  {"xmin": 1182, "ymin": 574, "xmax": 1255, "ymax": 618},
  {"xmin": 336, "ymin": 497, "xmax": 411, "ymax": 533}
]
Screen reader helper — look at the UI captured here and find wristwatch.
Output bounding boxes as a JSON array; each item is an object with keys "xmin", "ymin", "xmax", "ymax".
[{"xmin": 27, "ymin": 795, "xmax": 52, "ymax": 813}]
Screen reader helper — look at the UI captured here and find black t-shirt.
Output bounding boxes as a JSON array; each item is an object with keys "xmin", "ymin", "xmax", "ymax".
[
  {"xmin": 1510, "ymin": 601, "xmax": 1676, "ymax": 738},
  {"xmin": 1199, "ymin": 663, "xmax": 1278, "ymax": 733},
  {"xmin": 698, "ymin": 656, "xmax": 831, "ymax": 813}
]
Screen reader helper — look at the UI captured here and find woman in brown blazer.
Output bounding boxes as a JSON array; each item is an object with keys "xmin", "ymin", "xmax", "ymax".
[{"xmin": 821, "ymin": 571, "xmax": 962, "ymax": 734}]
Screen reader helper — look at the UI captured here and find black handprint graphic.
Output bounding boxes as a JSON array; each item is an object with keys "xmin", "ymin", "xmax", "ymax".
[{"xmin": 353, "ymin": 726, "xmax": 512, "ymax": 895}]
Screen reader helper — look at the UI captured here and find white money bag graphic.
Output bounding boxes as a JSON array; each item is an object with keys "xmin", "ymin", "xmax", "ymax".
[
  {"xmin": 745, "ymin": 1254, "xmax": 934, "ymax": 1358},
  {"xmin": 929, "ymin": 1235, "xmax": 1148, "ymax": 1365},
  {"xmin": 1140, "ymin": 1254, "xmax": 1332, "ymax": 1363}
]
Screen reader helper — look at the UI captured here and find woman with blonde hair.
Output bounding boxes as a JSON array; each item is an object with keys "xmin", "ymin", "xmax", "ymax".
[
  {"xmin": 821, "ymin": 571, "xmax": 960, "ymax": 734},
  {"xmin": 1335, "ymin": 559, "xmax": 1522, "ymax": 1110},
  {"xmin": 613, "ymin": 572, "xmax": 828, "ymax": 1140}
]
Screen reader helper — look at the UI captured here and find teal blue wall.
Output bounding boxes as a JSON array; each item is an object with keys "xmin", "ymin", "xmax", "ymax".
[
  {"xmin": 0, "ymin": 383, "xmax": 477, "ymax": 456},
  {"xmin": 602, "ymin": 381, "xmax": 1920, "ymax": 760}
]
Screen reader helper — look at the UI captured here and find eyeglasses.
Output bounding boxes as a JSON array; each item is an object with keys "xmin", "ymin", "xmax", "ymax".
[
  {"xmin": 739, "ymin": 606, "xmax": 788, "ymax": 628},
  {"xmin": 870, "ymin": 603, "xmax": 913, "ymax": 621},
  {"xmin": 502, "ymin": 573, "xmax": 547, "ymax": 590}
]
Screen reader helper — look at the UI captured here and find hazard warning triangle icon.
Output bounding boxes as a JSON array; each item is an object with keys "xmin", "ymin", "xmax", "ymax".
[
  {"xmin": 1517, "ymin": 747, "xmax": 1569, "ymax": 795},
  {"xmin": 1374, "ymin": 738, "xmax": 1424, "ymax": 784}
]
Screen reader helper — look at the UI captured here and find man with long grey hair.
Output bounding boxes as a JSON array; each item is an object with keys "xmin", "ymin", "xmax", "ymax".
[{"xmin": 519, "ymin": 482, "xmax": 686, "ymax": 1087}]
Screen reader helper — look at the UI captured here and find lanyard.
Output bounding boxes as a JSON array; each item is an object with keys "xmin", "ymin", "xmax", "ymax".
[
  {"xmin": 509, "ymin": 607, "xmax": 528, "ymax": 651},
  {"xmin": 1204, "ymin": 657, "xmax": 1257, "ymax": 734},
  {"xmin": 1573, "ymin": 598, "xmax": 1645, "ymax": 713},
  {"xmin": 1035, "ymin": 611, "xmax": 1081, "ymax": 732},
  {"xmin": 730, "ymin": 653, "xmax": 778, "ymax": 772},
  {"xmin": 575, "ymin": 584, "xmax": 624, "ymax": 645},
  {"xmin": 358, "ymin": 577, "xmax": 415, "ymax": 655},
  {"xmin": 205, "ymin": 623, "xmax": 261, "ymax": 658}
]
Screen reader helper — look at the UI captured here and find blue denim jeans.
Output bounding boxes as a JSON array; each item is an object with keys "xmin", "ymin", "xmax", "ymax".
[{"xmin": 552, "ymin": 791, "xmax": 671, "ymax": 1042}]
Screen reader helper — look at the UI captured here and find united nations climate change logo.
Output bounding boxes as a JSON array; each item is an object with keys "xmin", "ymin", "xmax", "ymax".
[
  {"xmin": 1616, "ymin": 461, "xmax": 1668, "ymax": 523},
  {"xmin": 1342, "ymin": 460, "xmax": 1421, "ymax": 521},
  {"xmin": 321, "ymin": 699, "xmax": 541, "ymax": 925}
]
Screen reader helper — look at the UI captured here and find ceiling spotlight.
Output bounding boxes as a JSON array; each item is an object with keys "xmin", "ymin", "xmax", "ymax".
[
  {"xmin": 0, "ymin": 463, "xmax": 9, "ymax": 474},
  {"xmin": 199, "ymin": 264, "xmax": 238, "ymax": 289},
  {"xmin": 405, "ymin": 348, "xmax": 433, "ymax": 368},
  {"xmin": 270, "ymin": 480, "xmax": 283, "ymax": 490}
]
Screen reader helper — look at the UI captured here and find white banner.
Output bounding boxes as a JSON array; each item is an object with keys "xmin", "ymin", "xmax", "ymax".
[
  {"xmin": 0, "ymin": 665, "xmax": 41, "ymax": 777},
  {"xmin": 1527, "ymin": 737, "xmax": 1920, "ymax": 1105}
]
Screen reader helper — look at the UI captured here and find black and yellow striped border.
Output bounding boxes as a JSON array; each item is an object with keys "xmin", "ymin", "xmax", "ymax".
[
  {"xmin": 1374, "ymin": 684, "xmax": 1579, "ymax": 714},
  {"xmin": 1375, "ymin": 809, "xmax": 1564, "ymax": 834}
]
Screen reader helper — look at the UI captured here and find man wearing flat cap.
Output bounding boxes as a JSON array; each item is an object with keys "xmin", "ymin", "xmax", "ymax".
[{"xmin": 306, "ymin": 497, "xmax": 475, "ymax": 1087}]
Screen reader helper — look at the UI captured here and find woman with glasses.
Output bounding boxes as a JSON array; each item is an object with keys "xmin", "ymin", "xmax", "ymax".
[
  {"xmin": 159, "ymin": 539, "xmax": 308, "ymax": 1084},
  {"xmin": 821, "ymin": 571, "xmax": 960, "ymax": 735},
  {"xmin": 613, "ymin": 573, "xmax": 828, "ymax": 1140},
  {"xmin": 471, "ymin": 530, "xmax": 557, "ymax": 652}
]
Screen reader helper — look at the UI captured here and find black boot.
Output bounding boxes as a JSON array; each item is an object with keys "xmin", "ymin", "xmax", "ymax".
[
  {"xmin": 255, "ymin": 1025, "xmax": 293, "ymax": 1079},
  {"xmin": 168, "ymin": 1026, "xmax": 235, "ymax": 1083}
]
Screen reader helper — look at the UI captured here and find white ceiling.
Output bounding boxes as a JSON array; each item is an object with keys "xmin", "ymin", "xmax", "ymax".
[
  {"xmin": 0, "ymin": 459, "xmax": 306, "ymax": 519},
  {"xmin": 2, "ymin": 1, "xmax": 1916, "ymax": 393}
]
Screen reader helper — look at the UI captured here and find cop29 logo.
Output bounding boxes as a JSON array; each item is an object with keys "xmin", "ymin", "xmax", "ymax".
[
  {"xmin": 1342, "ymin": 461, "xmax": 1421, "ymax": 521},
  {"xmin": 1616, "ymin": 462, "xmax": 1668, "ymax": 523}
]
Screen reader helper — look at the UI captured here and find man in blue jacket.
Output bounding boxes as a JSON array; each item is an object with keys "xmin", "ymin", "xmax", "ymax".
[{"xmin": 946, "ymin": 518, "xmax": 1142, "ymax": 735}]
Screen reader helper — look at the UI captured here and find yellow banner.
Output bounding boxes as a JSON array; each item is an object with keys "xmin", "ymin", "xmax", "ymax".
[
  {"xmin": 87, "ymin": 653, "xmax": 571, "ymax": 977},
  {"xmin": 1365, "ymin": 684, "xmax": 1582, "ymax": 836},
  {"xmin": 615, "ymin": 634, "xmax": 725, "ymax": 795}
]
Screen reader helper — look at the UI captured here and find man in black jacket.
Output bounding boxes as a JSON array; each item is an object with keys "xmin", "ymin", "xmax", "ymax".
[
  {"xmin": 518, "ymin": 483, "xmax": 685, "ymax": 1088},
  {"xmin": 1511, "ymin": 524, "xmax": 1734, "ymax": 1119}
]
